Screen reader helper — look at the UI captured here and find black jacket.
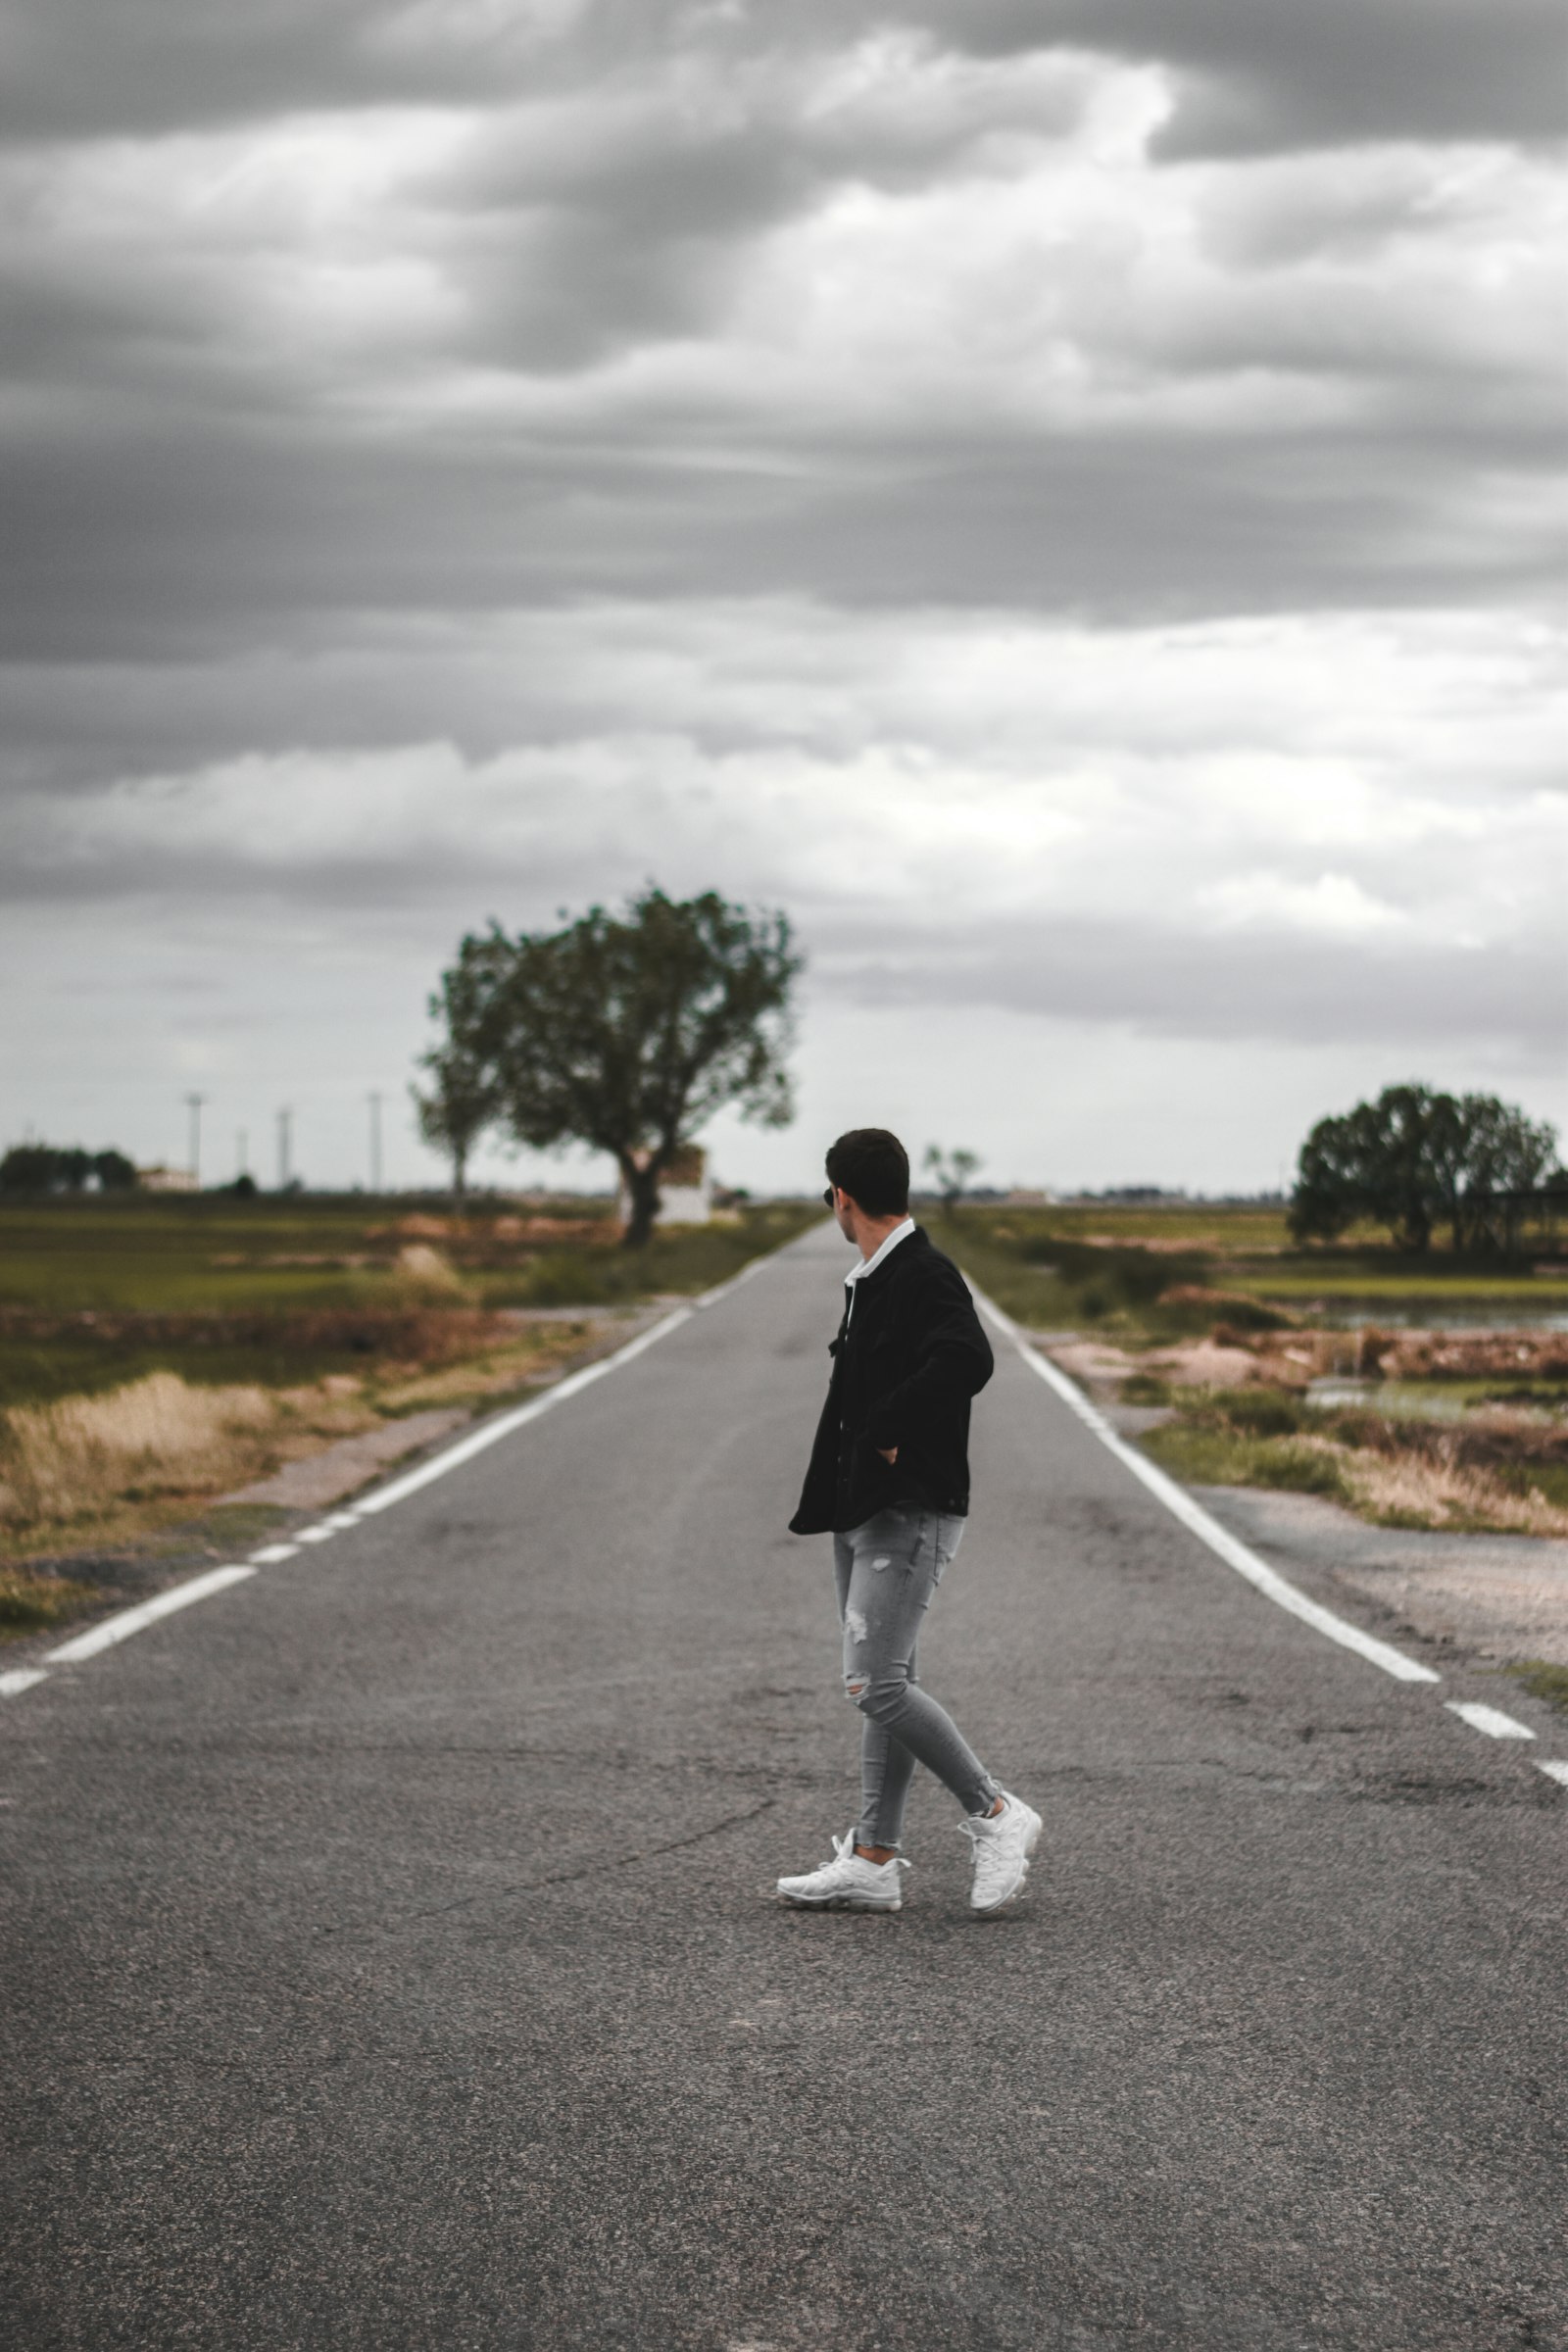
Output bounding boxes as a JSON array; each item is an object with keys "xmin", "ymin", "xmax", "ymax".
[{"xmin": 789, "ymin": 1225, "xmax": 995, "ymax": 1535}]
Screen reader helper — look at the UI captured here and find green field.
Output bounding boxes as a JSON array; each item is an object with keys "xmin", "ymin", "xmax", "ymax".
[
  {"xmin": 0, "ymin": 1194, "xmax": 818, "ymax": 1409},
  {"xmin": 931, "ymin": 1202, "xmax": 1567, "ymax": 1541},
  {"xmin": 941, "ymin": 1203, "xmax": 1568, "ymax": 1344},
  {"xmin": 0, "ymin": 1194, "xmax": 819, "ymax": 1581},
  {"xmin": 3, "ymin": 1191, "xmax": 1562, "ymax": 1580}
]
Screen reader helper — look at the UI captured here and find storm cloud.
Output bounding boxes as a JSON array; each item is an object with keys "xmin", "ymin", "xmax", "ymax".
[{"xmin": 2, "ymin": 0, "xmax": 1562, "ymax": 1186}]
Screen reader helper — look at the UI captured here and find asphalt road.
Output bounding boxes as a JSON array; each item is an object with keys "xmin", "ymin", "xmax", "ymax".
[{"xmin": 3, "ymin": 1223, "xmax": 1564, "ymax": 2352}]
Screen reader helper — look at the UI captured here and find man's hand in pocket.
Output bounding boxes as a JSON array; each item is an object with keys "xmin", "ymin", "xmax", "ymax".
[{"xmin": 876, "ymin": 1445, "xmax": 898, "ymax": 1465}]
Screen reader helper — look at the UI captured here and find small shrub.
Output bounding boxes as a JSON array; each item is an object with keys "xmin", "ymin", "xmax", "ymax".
[
  {"xmin": 1247, "ymin": 1440, "xmax": 1348, "ymax": 1498},
  {"xmin": 514, "ymin": 1250, "xmax": 620, "ymax": 1306},
  {"xmin": 0, "ymin": 1567, "xmax": 102, "ymax": 1636},
  {"xmin": 1220, "ymin": 1390, "xmax": 1308, "ymax": 1440}
]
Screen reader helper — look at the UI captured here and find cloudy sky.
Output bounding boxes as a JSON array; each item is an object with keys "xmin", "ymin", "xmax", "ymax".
[{"xmin": 4, "ymin": 0, "xmax": 1564, "ymax": 1196}]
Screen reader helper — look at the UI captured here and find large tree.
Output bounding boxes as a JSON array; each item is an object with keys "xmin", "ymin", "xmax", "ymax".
[
  {"xmin": 1290, "ymin": 1084, "xmax": 1560, "ymax": 1253},
  {"xmin": 426, "ymin": 889, "xmax": 801, "ymax": 1245}
]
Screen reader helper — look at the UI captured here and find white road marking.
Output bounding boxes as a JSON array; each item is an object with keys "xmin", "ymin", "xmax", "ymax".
[
  {"xmin": 1537, "ymin": 1761, "xmax": 1568, "ymax": 1787},
  {"xmin": 1446, "ymin": 1700, "xmax": 1536, "ymax": 1740},
  {"xmin": 972, "ymin": 1290, "xmax": 1441, "ymax": 1687},
  {"xmin": 292, "ymin": 1526, "xmax": 337, "ymax": 1544},
  {"xmin": 1, "ymin": 1668, "xmax": 50, "ymax": 1699},
  {"xmin": 46, "ymin": 1565, "xmax": 256, "ymax": 1665},
  {"xmin": 354, "ymin": 1306, "xmax": 695, "ymax": 1515},
  {"xmin": 321, "ymin": 1511, "xmax": 363, "ymax": 1530},
  {"xmin": 248, "ymin": 1542, "xmax": 300, "ymax": 1563}
]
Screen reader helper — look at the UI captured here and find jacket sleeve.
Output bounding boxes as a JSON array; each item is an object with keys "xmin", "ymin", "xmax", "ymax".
[{"xmin": 863, "ymin": 1261, "xmax": 993, "ymax": 1450}]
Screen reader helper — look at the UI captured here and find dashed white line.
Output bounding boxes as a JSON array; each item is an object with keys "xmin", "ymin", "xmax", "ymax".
[
  {"xmin": 0, "ymin": 1668, "xmax": 49, "ymax": 1699},
  {"xmin": 1537, "ymin": 1761, "xmax": 1568, "ymax": 1787},
  {"xmin": 46, "ymin": 1565, "xmax": 256, "ymax": 1665},
  {"xmin": 1446, "ymin": 1700, "xmax": 1536, "ymax": 1741},
  {"xmin": 248, "ymin": 1542, "xmax": 300, "ymax": 1563},
  {"xmin": 972, "ymin": 1288, "xmax": 1442, "ymax": 1687},
  {"xmin": 292, "ymin": 1526, "xmax": 337, "ymax": 1544}
]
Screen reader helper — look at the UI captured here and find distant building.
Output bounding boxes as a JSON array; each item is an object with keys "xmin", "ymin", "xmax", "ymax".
[
  {"xmin": 137, "ymin": 1164, "xmax": 199, "ymax": 1193},
  {"xmin": 618, "ymin": 1145, "xmax": 712, "ymax": 1227}
]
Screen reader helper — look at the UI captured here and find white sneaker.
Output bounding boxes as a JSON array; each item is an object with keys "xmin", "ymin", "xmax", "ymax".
[
  {"xmin": 958, "ymin": 1791, "xmax": 1043, "ymax": 1915},
  {"xmin": 776, "ymin": 1831, "xmax": 908, "ymax": 1912}
]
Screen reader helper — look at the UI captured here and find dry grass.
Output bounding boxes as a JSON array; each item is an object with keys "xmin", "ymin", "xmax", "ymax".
[
  {"xmin": 1339, "ymin": 1448, "xmax": 1568, "ymax": 1538},
  {"xmin": 0, "ymin": 1371, "xmax": 284, "ymax": 1533},
  {"xmin": 1142, "ymin": 1390, "xmax": 1568, "ymax": 1539},
  {"xmin": 391, "ymin": 1243, "xmax": 466, "ymax": 1298},
  {"xmin": 372, "ymin": 1319, "xmax": 603, "ymax": 1412},
  {"xmin": 0, "ymin": 1312, "xmax": 616, "ymax": 1564}
]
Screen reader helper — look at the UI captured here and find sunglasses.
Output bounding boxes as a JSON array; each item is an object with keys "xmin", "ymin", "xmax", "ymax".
[{"xmin": 822, "ymin": 1186, "xmax": 837, "ymax": 1207}]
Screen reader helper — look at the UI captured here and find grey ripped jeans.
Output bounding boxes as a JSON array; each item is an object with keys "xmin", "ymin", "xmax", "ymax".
[{"xmin": 835, "ymin": 1504, "xmax": 1000, "ymax": 1851}]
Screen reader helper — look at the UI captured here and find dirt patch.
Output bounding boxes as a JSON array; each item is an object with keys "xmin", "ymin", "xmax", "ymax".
[
  {"xmin": 1045, "ymin": 1333, "xmax": 1277, "ymax": 1392},
  {"xmin": 1040, "ymin": 1339, "xmax": 1138, "ymax": 1387},
  {"xmin": 224, "ymin": 1409, "xmax": 467, "ymax": 1509},
  {"xmin": 1145, "ymin": 1339, "xmax": 1270, "ymax": 1389}
]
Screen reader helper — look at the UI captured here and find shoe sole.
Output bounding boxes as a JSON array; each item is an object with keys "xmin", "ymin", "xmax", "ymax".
[
  {"xmin": 970, "ymin": 1808, "xmax": 1043, "ymax": 1917},
  {"xmin": 775, "ymin": 1892, "xmax": 903, "ymax": 1911}
]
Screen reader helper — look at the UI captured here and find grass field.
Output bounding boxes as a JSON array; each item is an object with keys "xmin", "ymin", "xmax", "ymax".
[
  {"xmin": 0, "ymin": 1194, "xmax": 817, "ymax": 1407},
  {"xmin": 4, "ymin": 1189, "xmax": 1564, "ymax": 1601},
  {"xmin": 0, "ymin": 1193, "xmax": 818, "ymax": 1579},
  {"xmin": 941, "ymin": 1202, "xmax": 1568, "ymax": 1344},
  {"xmin": 938, "ymin": 1202, "xmax": 1568, "ymax": 1540}
]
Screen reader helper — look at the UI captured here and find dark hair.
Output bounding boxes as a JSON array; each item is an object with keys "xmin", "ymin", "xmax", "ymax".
[{"xmin": 825, "ymin": 1128, "xmax": 909, "ymax": 1216}]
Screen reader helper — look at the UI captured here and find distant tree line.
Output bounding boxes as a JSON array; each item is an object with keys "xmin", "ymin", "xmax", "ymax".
[
  {"xmin": 1290, "ymin": 1084, "xmax": 1563, "ymax": 1254},
  {"xmin": 0, "ymin": 1144, "xmax": 137, "ymax": 1195},
  {"xmin": 415, "ymin": 887, "xmax": 801, "ymax": 1246}
]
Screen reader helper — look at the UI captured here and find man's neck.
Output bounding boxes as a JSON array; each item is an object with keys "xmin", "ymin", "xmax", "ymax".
[{"xmin": 854, "ymin": 1209, "xmax": 909, "ymax": 1262}]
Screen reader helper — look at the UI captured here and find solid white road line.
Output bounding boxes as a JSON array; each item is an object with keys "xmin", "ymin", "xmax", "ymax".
[
  {"xmin": 1537, "ymin": 1761, "xmax": 1568, "ymax": 1787},
  {"xmin": 972, "ymin": 1290, "xmax": 1442, "ymax": 1688},
  {"xmin": 1, "ymin": 1668, "xmax": 50, "ymax": 1699},
  {"xmin": 46, "ymin": 1565, "xmax": 257, "ymax": 1665},
  {"xmin": 354, "ymin": 1306, "xmax": 696, "ymax": 1515},
  {"xmin": 1446, "ymin": 1700, "xmax": 1536, "ymax": 1740}
]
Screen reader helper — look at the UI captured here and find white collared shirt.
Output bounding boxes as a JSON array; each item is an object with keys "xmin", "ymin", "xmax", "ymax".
[{"xmin": 842, "ymin": 1215, "xmax": 915, "ymax": 1327}]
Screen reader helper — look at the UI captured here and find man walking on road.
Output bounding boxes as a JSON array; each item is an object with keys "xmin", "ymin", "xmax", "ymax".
[{"xmin": 779, "ymin": 1128, "xmax": 1042, "ymax": 1917}]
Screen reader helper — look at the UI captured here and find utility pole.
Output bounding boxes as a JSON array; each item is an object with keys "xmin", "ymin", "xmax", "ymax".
[
  {"xmin": 276, "ymin": 1106, "xmax": 292, "ymax": 1191},
  {"xmin": 237, "ymin": 1127, "xmax": 249, "ymax": 1180},
  {"xmin": 368, "ymin": 1091, "xmax": 383, "ymax": 1196},
  {"xmin": 184, "ymin": 1092, "xmax": 208, "ymax": 1188}
]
